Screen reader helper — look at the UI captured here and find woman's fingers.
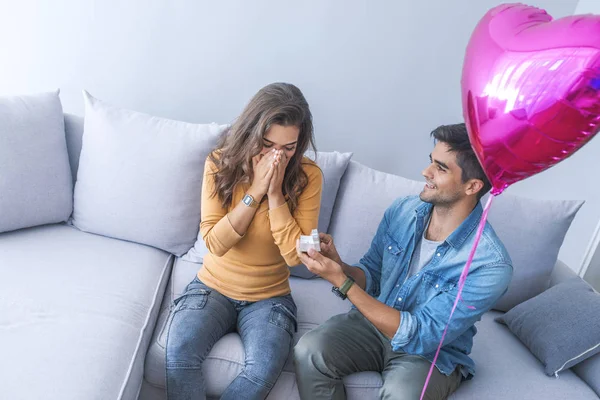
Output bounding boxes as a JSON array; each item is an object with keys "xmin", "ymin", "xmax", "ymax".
[
  {"xmin": 257, "ymin": 149, "xmax": 285, "ymax": 174},
  {"xmin": 266, "ymin": 160, "xmax": 275, "ymax": 181}
]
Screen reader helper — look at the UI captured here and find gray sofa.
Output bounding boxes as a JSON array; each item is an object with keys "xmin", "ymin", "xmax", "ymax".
[{"xmin": 1, "ymin": 97, "xmax": 599, "ymax": 400}]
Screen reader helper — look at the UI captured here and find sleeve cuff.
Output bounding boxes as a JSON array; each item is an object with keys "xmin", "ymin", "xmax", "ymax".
[
  {"xmin": 268, "ymin": 201, "xmax": 294, "ymax": 232},
  {"xmin": 354, "ymin": 263, "xmax": 374, "ymax": 296},
  {"xmin": 211, "ymin": 214, "xmax": 244, "ymax": 247},
  {"xmin": 391, "ymin": 311, "xmax": 416, "ymax": 350}
]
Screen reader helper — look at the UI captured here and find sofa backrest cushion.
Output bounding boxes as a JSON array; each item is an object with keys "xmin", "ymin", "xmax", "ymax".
[
  {"xmin": 483, "ymin": 193, "xmax": 582, "ymax": 311},
  {"xmin": 72, "ymin": 91, "xmax": 227, "ymax": 256},
  {"xmin": 328, "ymin": 160, "xmax": 423, "ymax": 264},
  {"xmin": 0, "ymin": 90, "xmax": 73, "ymax": 233},
  {"xmin": 311, "ymin": 151, "xmax": 353, "ymax": 234}
]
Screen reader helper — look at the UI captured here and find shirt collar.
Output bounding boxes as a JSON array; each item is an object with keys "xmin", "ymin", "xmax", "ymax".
[{"xmin": 414, "ymin": 200, "xmax": 483, "ymax": 249}]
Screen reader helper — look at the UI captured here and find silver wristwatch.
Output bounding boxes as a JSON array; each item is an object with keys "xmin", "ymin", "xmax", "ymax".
[{"xmin": 242, "ymin": 193, "xmax": 259, "ymax": 208}]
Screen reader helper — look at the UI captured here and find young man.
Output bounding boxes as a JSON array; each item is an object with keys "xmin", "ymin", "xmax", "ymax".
[{"xmin": 295, "ymin": 124, "xmax": 513, "ymax": 400}]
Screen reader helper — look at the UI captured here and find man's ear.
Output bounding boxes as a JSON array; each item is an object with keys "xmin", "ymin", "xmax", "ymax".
[{"xmin": 465, "ymin": 179, "xmax": 484, "ymax": 197}]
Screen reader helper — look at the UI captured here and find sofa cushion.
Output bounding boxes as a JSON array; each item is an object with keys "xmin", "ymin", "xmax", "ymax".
[
  {"xmin": 328, "ymin": 161, "xmax": 423, "ymax": 265},
  {"xmin": 328, "ymin": 161, "xmax": 582, "ymax": 311},
  {"xmin": 310, "ymin": 151, "xmax": 353, "ymax": 234},
  {"xmin": 180, "ymin": 232, "xmax": 210, "ymax": 264},
  {"xmin": 0, "ymin": 224, "xmax": 173, "ymax": 400},
  {"xmin": 495, "ymin": 278, "xmax": 600, "ymax": 376},
  {"xmin": 72, "ymin": 91, "xmax": 227, "ymax": 256},
  {"xmin": 484, "ymin": 194, "xmax": 583, "ymax": 311},
  {"xmin": 0, "ymin": 91, "xmax": 72, "ymax": 233}
]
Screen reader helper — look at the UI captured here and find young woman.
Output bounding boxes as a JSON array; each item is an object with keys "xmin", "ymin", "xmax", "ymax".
[{"xmin": 166, "ymin": 83, "xmax": 323, "ymax": 400}]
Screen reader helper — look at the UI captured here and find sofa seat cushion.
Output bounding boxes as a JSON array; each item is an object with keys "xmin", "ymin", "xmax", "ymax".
[
  {"xmin": 0, "ymin": 224, "xmax": 173, "ymax": 400},
  {"xmin": 144, "ymin": 258, "xmax": 597, "ymax": 399}
]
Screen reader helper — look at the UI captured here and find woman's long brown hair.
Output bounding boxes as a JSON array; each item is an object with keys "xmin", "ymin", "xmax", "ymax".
[{"xmin": 209, "ymin": 83, "xmax": 316, "ymax": 212}]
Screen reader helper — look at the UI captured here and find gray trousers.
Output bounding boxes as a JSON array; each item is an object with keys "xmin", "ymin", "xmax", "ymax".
[{"xmin": 293, "ymin": 309, "xmax": 462, "ymax": 400}]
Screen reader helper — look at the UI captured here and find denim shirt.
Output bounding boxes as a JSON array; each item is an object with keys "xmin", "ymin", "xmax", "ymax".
[{"xmin": 354, "ymin": 196, "xmax": 513, "ymax": 379}]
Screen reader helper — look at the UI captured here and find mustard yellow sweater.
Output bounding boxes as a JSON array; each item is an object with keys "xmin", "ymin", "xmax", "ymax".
[{"xmin": 197, "ymin": 156, "xmax": 323, "ymax": 301}]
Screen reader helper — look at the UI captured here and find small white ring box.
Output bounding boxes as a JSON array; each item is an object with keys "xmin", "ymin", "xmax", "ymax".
[{"xmin": 299, "ymin": 229, "xmax": 321, "ymax": 252}]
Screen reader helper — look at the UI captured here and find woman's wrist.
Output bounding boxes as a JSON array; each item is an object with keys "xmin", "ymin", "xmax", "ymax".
[
  {"xmin": 247, "ymin": 185, "xmax": 265, "ymax": 201},
  {"xmin": 267, "ymin": 191, "xmax": 286, "ymax": 209}
]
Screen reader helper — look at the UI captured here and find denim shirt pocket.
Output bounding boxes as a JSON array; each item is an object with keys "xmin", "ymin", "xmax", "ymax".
[
  {"xmin": 384, "ymin": 232, "xmax": 403, "ymax": 256},
  {"xmin": 383, "ymin": 233, "xmax": 404, "ymax": 283},
  {"xmin": 418, "ymin": 271, "xmax": 456, "ymax": 305}
]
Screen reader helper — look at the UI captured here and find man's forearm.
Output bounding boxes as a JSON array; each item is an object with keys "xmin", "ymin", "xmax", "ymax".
[
  {"xmin": 298, "ymin": 247, "xmax": 397, "ymax": 337},
  {"xmin": 340, "ymin": 262, "xmax": 367, "ymax": 291},
  {"xmin": 346, "ymin": 284, "xmax": 401, "ymax": 339}
]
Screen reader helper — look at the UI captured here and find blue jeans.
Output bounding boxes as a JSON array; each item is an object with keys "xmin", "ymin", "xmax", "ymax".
[{"xmin": 166, "ymin": 276, "xmax": 297, "ymax": 400}]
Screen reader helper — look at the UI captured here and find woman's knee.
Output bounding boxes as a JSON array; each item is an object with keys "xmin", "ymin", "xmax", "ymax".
[{"xmin": 165, "ymin": 312, "xmax": 203, "ymax": 367}]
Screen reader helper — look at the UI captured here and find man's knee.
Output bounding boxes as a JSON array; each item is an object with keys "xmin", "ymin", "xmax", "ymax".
[
  {"xmin": 379, "ymin": 367, "xmax": 459, "ymax": 400},
  {"xmin": 295, "ymin": 329, "xmax": 328, "ymax": 356},
  {"xmin": 379, "ymin": 378, "xmax": 423, "ymax": 400},
  {"xmin": 294, "ymin": 330, "xmax": 330, "ymax": 371}
]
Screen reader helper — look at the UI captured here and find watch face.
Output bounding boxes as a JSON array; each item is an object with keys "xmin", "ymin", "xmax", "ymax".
[{"xmin": 243, "ymin": 195, "xmax": 252, "ymax": 205}]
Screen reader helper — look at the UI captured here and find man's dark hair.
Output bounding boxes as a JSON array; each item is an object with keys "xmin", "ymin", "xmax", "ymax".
[{"xmin": 431, "ymin": 123, "xmax": 491, "ymax": 201}]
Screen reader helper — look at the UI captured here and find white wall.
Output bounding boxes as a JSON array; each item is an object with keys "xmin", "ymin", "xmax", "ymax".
[
  {"xmin": 3, "ymin": 0, "xmax": 593, "ymax": 271},
  {"xmin": 576, "ymin": 0, "xmax": 599, "ymax": 14}
]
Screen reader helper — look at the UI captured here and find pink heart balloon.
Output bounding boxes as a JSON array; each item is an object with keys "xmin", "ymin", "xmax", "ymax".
[{"xmin": 462, "ymin": 3, "xmax": 600, "ymax": 195}]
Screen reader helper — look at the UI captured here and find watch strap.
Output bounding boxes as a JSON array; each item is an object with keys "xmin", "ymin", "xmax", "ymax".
[
  {"xmin": 332, "ymin": 275, "xmax": 355, "ymax": 300},
  {"xmin": 339, "ymin": 275, "xmax": 355, "ymax": 296}
]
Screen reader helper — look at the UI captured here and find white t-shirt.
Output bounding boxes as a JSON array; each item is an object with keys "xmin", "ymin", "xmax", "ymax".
[{"xmin": 405, "ymin": 218, "xmax": 442, "ymax": 282}]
